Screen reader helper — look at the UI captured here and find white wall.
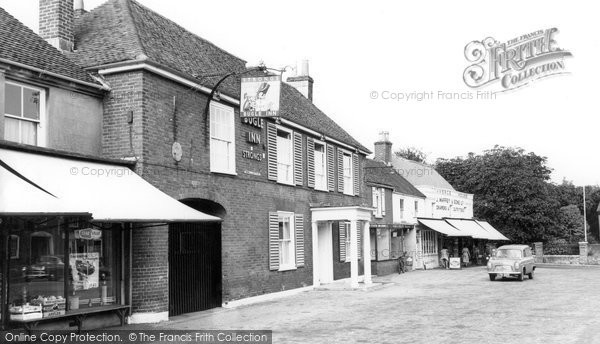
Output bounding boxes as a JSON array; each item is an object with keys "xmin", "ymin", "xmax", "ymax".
[
  {"xmin": 416, "ymin": 186, "xmax": 473, "ymax": 219},
  {"xmin": 392, "ymin": 193, "xmax": 425, "ymax": 224}
]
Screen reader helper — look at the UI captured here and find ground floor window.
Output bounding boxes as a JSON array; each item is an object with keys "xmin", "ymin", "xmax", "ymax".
[
  {"xmin": 1, "ymin": 217, "xmax": 122, "ymax": 321},
  {"xmin": 373, "ymin": 227, "xmax": 406, "ymax": 261}
]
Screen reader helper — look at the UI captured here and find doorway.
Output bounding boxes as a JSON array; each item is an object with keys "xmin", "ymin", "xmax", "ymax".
[{"xmin": 317, "ymin": 222, "xmax": 333, "ymax": 284}]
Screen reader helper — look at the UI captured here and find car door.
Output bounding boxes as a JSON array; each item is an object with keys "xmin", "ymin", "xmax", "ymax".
[{"xmin": 524, "ymin": 248, "xmax": 533, "ymax": 273}]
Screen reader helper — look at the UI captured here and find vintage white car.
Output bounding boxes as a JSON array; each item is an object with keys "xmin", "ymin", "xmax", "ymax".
[{"xmin": 487, "ymin": 244, "xmax": 536, "ymax": 281}]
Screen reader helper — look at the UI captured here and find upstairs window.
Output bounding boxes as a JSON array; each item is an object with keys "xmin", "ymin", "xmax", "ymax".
[
  {"xmin": 399, "ymin": 199, "xmax": 405, "ymax": 219},
  {"xmin": 314, "ymin": 142, "xmax": 327, "ymax": 191},
  {"xmin": 414, "ymin": 200, "xmax": 419, "ymax": 217},
  {"xmin": 4, "ymin": 82, "xmax": 45, "ymax": 146},
  {"xmin": 277, "ymin": 129, "xmax": 294, "ymax": 185},
  {"xmin": 342, "ymin": 152, "xmax": 353, "ymax": 195},
  {"xmin": 209, "ymin": 102, "xmax": 235, "ymax": 174}
]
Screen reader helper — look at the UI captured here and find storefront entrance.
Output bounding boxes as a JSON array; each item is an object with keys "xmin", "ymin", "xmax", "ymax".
[{"xmin": 168, "ymin": 222, "xmax": 222, "ymax": 316}]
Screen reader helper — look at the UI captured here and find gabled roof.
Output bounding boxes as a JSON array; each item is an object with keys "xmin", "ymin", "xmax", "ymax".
[
  {"xmin": 0, "ymin": 7, "xmax": 99, "ymax": 85},
  {"xmin": 72, "ymin": 0, "xmax": 369, "ymax": 152},
  {"xmin": 390, "ymin": 156, "xmax": 455, "ymax": 190},
  {"xmin": 364, "ymin": 159, "xmax": 425, "ymax": 198},
  {"xmin": 71, "ymin": 0, "xmax": 245, "ymax": 95}
]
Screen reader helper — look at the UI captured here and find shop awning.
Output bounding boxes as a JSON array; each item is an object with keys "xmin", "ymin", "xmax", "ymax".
[
  {"xmin": 0, "ymin": 160, "xmax": 90, "ymax": 216},
  {"xmin": 445, "ymin": 219, "xmax": 491, "ymax": 239},
  {"xmin": 475, "ymin": 220, "xmax": 510, "ymax": 241},
  {"xmin": 417, "ymin": 218, "xmax": 470, "ymax": 237},
  {"xmin": 0, "ymin": 148, "xmax": 220, "ymax": 223}
]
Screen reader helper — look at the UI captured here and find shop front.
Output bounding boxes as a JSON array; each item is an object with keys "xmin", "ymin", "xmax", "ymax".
[
  {"xmin": 369, "ymin": 223, "xmax": 415, "ymax": 275},
  {"xmin": 0, "ymin": 145, "xmax": 219, "ymax": 329}
]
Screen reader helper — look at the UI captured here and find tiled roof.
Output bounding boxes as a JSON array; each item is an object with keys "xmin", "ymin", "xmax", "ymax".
[
  {"xmin": 364, "ymin": 159, "xmax": 425, "ymax": 198},
  {"xmin": 72, "ymin": 0, "xmax": 369, "ymax": 152},
  {"xmin": 280, "ymin": 83, "xmax": 369, "ymax": 152},
  {"xmin": 71, "ymin": 0, "xmax": 245, "ymax": 95},
  {"xmin": 0, "ymin": 7, "xmax": 99, "ymax": 85},
  {"xmin": 390, "ymin": 156, "xmax": 455, "ymax": 190}
]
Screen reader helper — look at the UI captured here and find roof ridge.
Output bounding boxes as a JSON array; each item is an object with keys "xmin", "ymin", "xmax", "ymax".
[
  {"xmin": 121, "ymin": 0, "xmax": 147, "ymax": 59},
  {"xmin": 126, "ymin": 0, "xmax": 247, "ymax": 67}
]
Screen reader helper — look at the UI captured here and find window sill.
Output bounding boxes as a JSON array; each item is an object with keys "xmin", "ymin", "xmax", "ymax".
[
  {"xmin": 210, "ymin": 170, "xmax": 237, "ymax": 176},
  {"xmin": 314, "ymin": 187, "xmax": 329, "ymax": 193},
  {"xmin": 278, "ymin": 266, "xmax": 297, "ymax": 272},
  {"xmin": 277, "ymin": 179, "xmax": 295, "ymax": 186}
]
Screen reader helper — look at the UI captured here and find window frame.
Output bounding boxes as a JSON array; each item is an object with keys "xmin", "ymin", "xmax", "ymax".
[
  {"xmin": 344, "ymin": 222, "xmax": 352, "ymax": 263},
  {"xmin": 4, "ymin": 80, "xmax": 47, "ymax": 147},
  {"xmin": 209, "ymin": 101, "xmax": 236, "ymax": 175},
  {"xmin": 277, "ymin": 211, "xmax": 296, "ymax": 271},
  {"xmin": 341, "ymin": 150, "xmax": 354, "ymax": 196},
  {"xmin": 313, "ymin": 140, "xmax": 328, "ymax": 191},
  {"xmin": 276, "ymin": 126, "xmax": 294, "ymax": 185},
  {"xmin": 399, "ymin": 198, "xmax": 405, "ymax": 220}
]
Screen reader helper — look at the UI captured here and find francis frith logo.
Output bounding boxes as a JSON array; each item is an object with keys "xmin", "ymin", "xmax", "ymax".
[{"xmin": 463, "ymin": 28, "xmax": 572, "ymax": 91}]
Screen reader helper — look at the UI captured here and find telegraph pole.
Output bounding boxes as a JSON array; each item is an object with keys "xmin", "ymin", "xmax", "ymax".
[{"xmin": 583, "ymin": 185, "xmax": 587, "ymax": 242}]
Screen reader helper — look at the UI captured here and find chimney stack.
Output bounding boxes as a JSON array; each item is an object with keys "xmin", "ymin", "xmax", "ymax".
[
  {"xmin": 74, "ymin": 0, "xmax": 86, "ymax": 18},
  {"xmin": 374, "ymin": 131, "xmax": 393, "ymax": 164},
  {"xmin": 39, "ymin": 0, "xmax": 74, "ymax": 52},
  {"xmin": 286, "ymin": 59, "xmax": 314, "ymax": 102}
]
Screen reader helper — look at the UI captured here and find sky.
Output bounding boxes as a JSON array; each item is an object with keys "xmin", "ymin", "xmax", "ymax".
[{"xmin": 1, "ymin": 0, "xmax": 598, "ymax": 186}]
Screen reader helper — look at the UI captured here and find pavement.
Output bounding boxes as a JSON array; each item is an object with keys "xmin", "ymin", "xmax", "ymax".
[{"xmin": 122, "ymin": 266, "xmax": 600, "ymax": 344}]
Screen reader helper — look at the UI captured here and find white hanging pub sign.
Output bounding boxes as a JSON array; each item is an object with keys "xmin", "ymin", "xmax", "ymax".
[{"xmin": 240, "ymin": 75, "xmax": 281, "ymax": 118}]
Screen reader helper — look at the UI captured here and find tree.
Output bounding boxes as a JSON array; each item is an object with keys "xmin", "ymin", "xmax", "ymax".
[
  {"xmin": 435, "ymin": 146, "xmax": 559, "ymax": 243},
  {"xmin": 395, "ymin": 147, "xmax": 428, "ymax": 164},
  {"xmin": 556, "ymin": 205, "xmax": 584, "ymax": 241}
]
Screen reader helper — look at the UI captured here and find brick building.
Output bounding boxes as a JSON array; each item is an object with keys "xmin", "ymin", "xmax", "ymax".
[{"xmin": 56, "ymin": 0, "xmax": 374, "ymax": 322}]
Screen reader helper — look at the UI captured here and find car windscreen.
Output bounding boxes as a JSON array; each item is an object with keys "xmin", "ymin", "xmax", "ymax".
[{"xmin": 494, "ymin": 249, "xmax": 522, "ymax": 259}]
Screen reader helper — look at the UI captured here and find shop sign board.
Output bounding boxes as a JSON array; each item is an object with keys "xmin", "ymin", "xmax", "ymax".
[
  {"xmin": 449, "ymin": 257, "xmax": 462, "ymax": 269},
  {"xmin": 241, "ymin": 75, "xmax": 281, "ymax": 117},
  {"xmin": 74, "ymin": 228, "xmax": 102, "ymax": 240}
]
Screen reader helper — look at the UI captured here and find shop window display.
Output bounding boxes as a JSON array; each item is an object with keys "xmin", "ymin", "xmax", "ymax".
[{"xmin": 1, "ymin": 217, "xmax": 120, "ymax": 321}]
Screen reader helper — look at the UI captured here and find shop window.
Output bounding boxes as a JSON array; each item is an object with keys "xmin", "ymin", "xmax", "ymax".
[
  {"xmin": 342, "ymin": 153, "xmax": 353, "ymax": 195},
  {"xmin": 421, "ymin": 229, "xmax": 437, "ymax": 255},
  {"xmin": 9, "ymin": 235, "xmax": 20, "ymax": 259},
  {"xmin": 374, "ymin": 228, "xmax": 405, "ymax": 261},
  {"xmin": 314, "ymin": 142, "xmax": 327, "ymax": 191},
  {"xmin": 277, "ymin": 129, "xmax": 294, "ymax": 185},
  {"xmin": 278, "ymin": 212, "xmax": 295, "ymax": 270},
  {"xmin": 210, "ymin": 102, "xmax": 236, "ymax": 174},
  {"xmin": 2, "ymin": 217, "xmax": 121, "ymax": 321},
  {"xmin": 4, "ymin": 82, "xmax": 45, "ymax": 147}
]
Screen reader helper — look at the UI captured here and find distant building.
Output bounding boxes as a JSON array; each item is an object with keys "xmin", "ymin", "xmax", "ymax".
[{"xmin": 372, "ymin": 132, "xmax": 507, "ymax": 269}]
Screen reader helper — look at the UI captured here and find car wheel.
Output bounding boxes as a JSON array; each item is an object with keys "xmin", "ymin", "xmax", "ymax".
[
  {"xmin": 489, "ymin": 274, "xmax": 496, "ymax": 281},
  {"xmin": 518, "ymin": 269, "xmax": 524, "ymax": 281},
  {"xmin": 528, "ymin": 270, "xmax": 534, "ymax": 279}
]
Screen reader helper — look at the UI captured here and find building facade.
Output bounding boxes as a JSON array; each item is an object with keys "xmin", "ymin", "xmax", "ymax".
[{"xmin": 0, "ymin": 0, "xmax": 380, "ymax": 326}]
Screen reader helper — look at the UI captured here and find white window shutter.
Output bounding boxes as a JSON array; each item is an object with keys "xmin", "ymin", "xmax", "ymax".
[
  {"xmin": 337, "ymin": 148, "xmax": 344, "ymax": 193},
  {"xmin": 268, "ymin": 212, "xmax": 279, "ymax": 270},
  {"xmin": 353, "ymin": 153, "xmax": 359, "ymax": 196},
  {"xmin": 327, "ymin": 144, "xmax": 335, "ymax": 191},
  {"xmin": 294, "ymin": 132, "xmax": 303, "ymax": 186},
  {"xmin": 307, "ymin": 137, "xmax": 315, "ymax": 188},
  {"xmin": 339, "ymin": 222, "xmax": 346, "ymax": 262},
  {"xmin": 267, "ymin": 123, "xmax": 277, "ymax": 181},
  {"xmin": 295, "ymin": 214, "xmax": 305, "ymax": 267}
]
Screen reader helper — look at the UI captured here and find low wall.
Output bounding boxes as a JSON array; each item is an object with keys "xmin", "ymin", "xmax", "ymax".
[{"xmin": 542, "ymin": 255, "xmax": 581, "ymax": 265}]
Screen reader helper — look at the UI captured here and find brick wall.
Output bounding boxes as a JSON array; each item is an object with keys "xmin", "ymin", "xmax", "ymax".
[
  {"xmin": 102, "ymin": 70, "xmax": 369, "ymax": 309},
  {"xmin": 39, "ymin": 0, "xmax": 74, "ymax": 51},
  {"xmin": 130, "ymin": 225, "xmax": 169, "ymax": 314}
]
